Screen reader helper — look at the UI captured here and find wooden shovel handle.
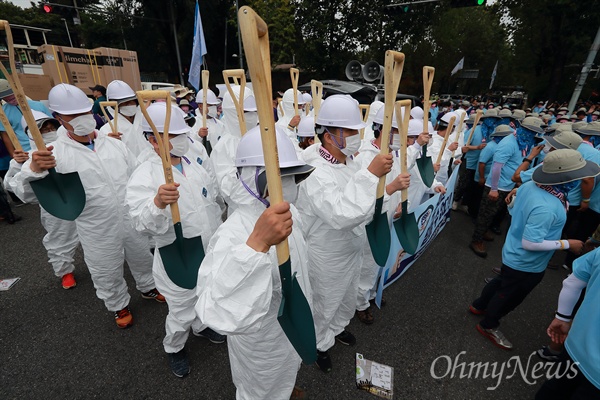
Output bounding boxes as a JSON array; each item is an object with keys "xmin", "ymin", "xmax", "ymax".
[
  {"xmin": 359, "ymin": 104, "xmax": 370, "ymax": 140},
  {"xmin": 136, "ymin": 90, "xmax": 180, "ymax": 224},
  {"xmin": 239, "ymin": 6, "xmax": 290, "ymax": 263},
  {"xmin": 422, "ymin": 66, "xmax": 435, "ymax": 133},
  {"xmin": 222, "ymin": 69, "xmax": 247, "ymax": 135},
  {"xmin": 377, "ymin": 50, "xmax": 405, "ymax": 198},
  {"xmin": 311, "ymin": 79, "xmax": 323, "ymax": 143},
  {"xmin": 290, "ymin": 67, "xmax": 299, "ymax": 116},
  {"xmin": 395, "ymin": 100, "xmax": 411, "ymax": 202},
  {"xmin": 0, "ymin": 106, "xmax": 22, "ymax": 151},
  {"xmin": 436, "ymin": 115, "xmax": 456, "ymax": 165},
  {"xmin": 202, "ymin": 70, "xmax": 209, "ymax": 128},
  {"xmin": 99, "ymin": 101, "xmax": 118, "ymax": 135},
  {"xmin": 466, "ymin": 109, "xmax": 483, "ymax": 146},
  {"xmin": 451, "ymin": 112, "xmax": 467, "ymax": 158},
  {"xmin": 0, "ymin": 20, "xmax": 46, "ymax": 153}
]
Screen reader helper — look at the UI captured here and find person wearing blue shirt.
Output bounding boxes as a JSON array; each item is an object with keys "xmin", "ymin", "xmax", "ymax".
[
  {"xmin": 469, "ymin": 149, "xmax": 600, "ymax": 350},
  {"xmin": 536, "ymin": 245, "xmax": 600, "ymax": 398},
  {"xmin": 533, "ymin": 101, "xmax": 545, "ymax": 114}
]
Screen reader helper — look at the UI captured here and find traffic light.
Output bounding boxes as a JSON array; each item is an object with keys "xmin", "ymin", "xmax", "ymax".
[
  {"xmin": 450, "ymin": 0, "xmax": 486, "ymax": 8},
  {"xmin": 42, "ymin": 2, "xmax": 53, "ymax": 13}
]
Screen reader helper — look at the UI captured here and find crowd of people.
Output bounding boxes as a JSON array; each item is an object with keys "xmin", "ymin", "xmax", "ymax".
[{"xmin": 0, "ymin": 76, "xmax": 599, "ymax": 399}]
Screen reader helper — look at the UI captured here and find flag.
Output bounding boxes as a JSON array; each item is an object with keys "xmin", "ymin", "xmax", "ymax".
[
  {"xmin": 450, "ymin": 57, "xmax": 464, "ymax": 76},
  {"xmin": 188, "ymin": 0, "xmax": 207, "ymax": 91},
  {"xmin": 489, "ymin": 60, "xmax": 498, "ymax": 89}
]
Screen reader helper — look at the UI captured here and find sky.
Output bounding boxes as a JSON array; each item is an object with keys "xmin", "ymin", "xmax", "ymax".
[{"xmin": 8, "ymin": 0, "xmax": 35, "ymax": 8}]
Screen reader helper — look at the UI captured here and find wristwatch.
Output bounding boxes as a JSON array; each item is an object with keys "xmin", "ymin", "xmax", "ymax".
[{"xmin": 522, "ymin": 158, "xmax": 532, "ymax": 163}]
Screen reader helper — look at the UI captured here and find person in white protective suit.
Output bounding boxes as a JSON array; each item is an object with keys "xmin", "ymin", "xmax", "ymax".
[
  {"xmin": 297, "ymin": 116, "xmax": 315, "ymax": 151},
  {"xmin": 210, "ymin": 85, "xmax": 259, "ymax": 215},
  {"xmin": 126, "ymin": 102, "xmax": 225, "ymax": 378},
  {"xmin": 14, "ymin": 83, "xmax": 162, "ymax": 328},
  {"xmin": 191, "ymin": 88, "xmax": 226, "ymax": 151},
  {"xmin": 295, "ymin": 94, "xmax": 393, "ymax": 373},
  {"xmin": 428, "ymin": 110, "xmax": 465, "ymax": 186},
  {"xmin": 405, "ymin": 119, "xmax": 446, "ymax": 211},
  {"xmin": 302, "ymin": 92, "xmax": 313, "ymax": 116},
  {"xmin": 98, "ymin": 80, "xmax": 151, "ymax": 158},
  {"xmin": 354, "ymin": 106, "xmax": 411, "ymax": 324},
  {"xmin": 361, "ymin": 100, "xmax": 383, "ymax": 143},
  {"xmin": 275, "ymin": 88, "xmax": 305, "ymax": 142},
  {"xmin": 3, "ymin": 111, "xmax": 80, "ymax": 289},
  {"xmin": 195, "ymin": 125, "xmax": 315, "ymax": 399}
]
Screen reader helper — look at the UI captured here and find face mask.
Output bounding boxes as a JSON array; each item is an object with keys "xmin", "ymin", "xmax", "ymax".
[
  {"xmin": 281, "ymin": 176, "xmax": 299, "ymax": 204},
  {"xmin": 120, "ymin": 105, "xmax": 137, "ymax": 117},
  {"xmin": 554, "ymin": 181, "xmax": 578, "ymax": 195},
  {"xmin": 239, "ymin": 166, "xmax": 270, "ymax": 207},
  {"xmin": 245, "ymin": 111, "xmax": 258, "ymax": 129},
  {"xmin": 390, "ymin": 134, "xmax": 401, "ymax": 151},
  {"xmin": 42, "ymin": 130, "xmax": 58, "ymax": 145},
  {"xmin": 207, "ymin": 105, "xmax": 218, "ymax": 119},
  {"xmin": 329, "ymin": 130, "xmax": 360, "ymax": 157},
  {"xmin": 169, "ymin": 134, "xmax": 190, "ymax": 157},
  {"xmin": 67, "ymin": 114, "xmax": 96, "ymax": 136},
  {"xmin": 492, "ymin": 136, "xmax": 503, "ymax": 144},
  {"xmin": 542, "ymin": 144, "xmax": 552, "ymax": 154}
]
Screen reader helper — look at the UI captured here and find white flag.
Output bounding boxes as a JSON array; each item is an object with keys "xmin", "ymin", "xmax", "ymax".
[
  {"xmin": 450, "ymin": 57, "xmax": 464, "ymax": 76},
  {"xmin": 489, "ymin": 61, "xmax": 498, "ymax": 89}
]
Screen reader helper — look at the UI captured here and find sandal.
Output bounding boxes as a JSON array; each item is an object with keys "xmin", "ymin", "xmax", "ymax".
[{"xmin": 356, "ymin": 308, "xmax": 374, "ymax": 325}]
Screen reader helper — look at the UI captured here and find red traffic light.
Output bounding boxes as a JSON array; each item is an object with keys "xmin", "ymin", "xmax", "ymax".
[{"xmin": 43, "ymin": 3, "xmax": 53, "ymax": 13}]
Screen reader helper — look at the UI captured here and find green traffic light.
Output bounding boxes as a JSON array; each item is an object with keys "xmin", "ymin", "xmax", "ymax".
[
  {"xmin": 477, "ymin": 0, "xmax": 485, "ymax": 4},
  {"xmin": 403, "ymin": 5, "xmax": 409, "ymax": 12}
]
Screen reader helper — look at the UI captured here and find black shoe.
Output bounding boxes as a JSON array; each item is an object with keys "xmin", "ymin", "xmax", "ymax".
[
  {"xmin": 315, "ymin": 350, "xmax": 332, "ymax": 373},
  {"xmin": 5, "ymin": 212, "xmax": 22, "ymax": 224},
  {"xmin": 484, "ymin": 277, "xmax": 494, "ymax": 284},
  {"xmin": 168, "ymin": 349, "xmax": 190, "ymax": 378},
  {"xmin": 193, "ymin": 327, "xmax": 226, "ymax": 344},
  {"xmin": 490, "ymin": 226, "xmax": 502, "ymax": 235},
  {"xmin": 335, "ymin": 330, "xmax": 356, "ymax": 346}
]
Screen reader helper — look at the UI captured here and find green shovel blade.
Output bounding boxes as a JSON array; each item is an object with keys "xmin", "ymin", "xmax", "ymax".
[
  {"xmin": 416, "ymin": 144, "xmax": 435, "ymax": 187},
  {"xmin": 393, "ymin": 200, "xmax": 419, "ymax": 254},
  {"xmin": 30, "ymin": 168, "xmax": 86, "ymax": 221},
  {"xmin": 277, "ymin": 257, "xmax": 317, "ymax": 364},
  {"xmin": 365, "ymin": 196, "xmax": 391, "ymax": 266},
  {"xmin": 159, "ymin": 222, "xmax": 205, "ymax": 290}
]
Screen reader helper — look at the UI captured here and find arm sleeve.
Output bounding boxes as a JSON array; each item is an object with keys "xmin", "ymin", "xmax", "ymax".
[
  {"xmin": 522, "ymin": 238, "xmax": 569, "ymax": 251},
  {"xmin": 490, "ymin": 162, "xmax": 504, "ymax": 191},
  {"xmin": 10, "ymin": 159, "xmax": 49, "ymax": 204},
  {"xmin": 556, "ymin": 273, "xmax": 588, "ymax": 321},
  {"xmin": 126, "ymin": 166, "xmax": 171, "ymax": 236}
]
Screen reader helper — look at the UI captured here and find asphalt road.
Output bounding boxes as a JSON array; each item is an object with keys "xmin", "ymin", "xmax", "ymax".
[{"xmin": 0, "ymin": 202, "xmax": 570, "ymax": 399}]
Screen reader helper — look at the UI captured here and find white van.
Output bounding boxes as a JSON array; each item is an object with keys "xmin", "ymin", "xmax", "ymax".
[{"xmin": 141, "ymin": 82, "xmax": 176, "ymax": 92}]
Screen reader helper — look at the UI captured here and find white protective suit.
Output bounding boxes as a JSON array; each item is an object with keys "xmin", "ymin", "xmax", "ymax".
[
  {"xmin": 196, "ymin": 169, "xmax": 312, "ymax": 400},
  {"xmin": 190, "ymin": 112, "xmax": 226, "ymax": 149},
  {"xmin": 98, "ymin": 109, "xmax": 151, "ymax": 158},
  {"xmin": 275, "ymin": 89, "xmax": 304, "ymax": 145},
  {"xmin": 361, "ymin": 101, "xmax": 384, "ymax": 143},
  {"xmin": 127, "ymin": 151, "xmax": 222, "ymax": 353},
  {"xmin": 296, "ymin": 143, "xmax": 378, "ymax": 351},
  {"xmin": 14, "ymin": 130, "xmax": 155, "ymax": 312},
  {"xmin": 428, "ymin": 128, "xmax": 465, "ymax": 186}
]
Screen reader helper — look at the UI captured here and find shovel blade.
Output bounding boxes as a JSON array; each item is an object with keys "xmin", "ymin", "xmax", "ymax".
[
  {"xmin": 159, "ymin": 223, "xmax": 205, "ymax": 290},
  {"xmin": 277, "ymin": 257, "xmax": 317, "ymax": 364},
  {"xmin": 393, "ymin": 201, "xmax": 419, "ymax": 254},
  {"xmin": 365, "ymin": 196, "xmax": 391, "ymax": 266},
  {"xmin": 30, "ymin": 168, "xmax": 86, "ymax": 221},
  {"xmin": 416, "ymin": 144, "xmax": 435, "ymax": 187}
]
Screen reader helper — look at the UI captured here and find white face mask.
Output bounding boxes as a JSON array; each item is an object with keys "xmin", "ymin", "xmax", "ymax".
[
  {"xmin": 338, "ymin": 133, "xmax": 361, "ymax": 157},
  {"xmin": 67, "ymin": 114, "xmax": 96, "ymax": 136},
  {"xmin": 42, "ymin": 130, "xmax": 58, "ymax": 145},
  {"xmin": 169, "ymin": 134, "xmax": 190, "ymax": 157},
  {"xmin": 281, "ymin": 176, "xmax": 299, "ymax": 204},
  {"xmin": 120, "ymin": 105, "xmax": 138, "ymax": 117},
  {"xmin": 390, "ymin": 134, "xmax": 401, "ymax": 151},
  {"xmin": 244, "ymin": 111, "xmax": 258, "ymax": 129},
  {"xmin": 207, "ymin": 105, "xmax": 218, "ymax": 119},
  {"xmin": 543, "ymin": 144, "xmax": 552, "ymax": 154}
]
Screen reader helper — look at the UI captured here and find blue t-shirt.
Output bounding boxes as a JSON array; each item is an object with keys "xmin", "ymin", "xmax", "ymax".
[
  {"xmin": 0, "ymin": 101, "xmax": 53, "ymax": 152},
  {"xmin": 486, "ymin": 134, "xmax": 523, "ymax": 191},
  {"xmin": 579, "ymin": 143, "xmax": 600, "ymax": 213},
  {"xmin": 502, "ymin": 181, "xmax": 567, "ymax": 273},
  {"xmin": 565, "ymin": 248, "xmax": 600, "ymax": 390},
  {"xmin": 465, "ymin": 125, "xmax": 483, "ymax": 170},
  {"xmin": 519, "ymin": 164, "xmax": 539, "ymax": 184},
  {"xmin": 474, "ymin": 140, "xmax": 497, "ymax": 182}
]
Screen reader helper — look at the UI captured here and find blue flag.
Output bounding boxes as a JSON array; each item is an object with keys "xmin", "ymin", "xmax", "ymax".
[{"xmin": 188, "ymin": 0, "xmax": 207, "ymax": 91}]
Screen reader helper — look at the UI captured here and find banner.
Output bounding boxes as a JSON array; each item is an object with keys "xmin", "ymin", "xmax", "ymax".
[
  {"xmin": 375, "ymin": 167, "xmax": 459, "ymax": 306},
  {"xmin": 188, "ymin": 0, "xmax": 207, "ymax": 91}
]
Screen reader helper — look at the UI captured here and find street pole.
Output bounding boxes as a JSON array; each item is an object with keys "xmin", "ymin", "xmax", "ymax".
[
  {"xmin": 169, "ymin": 0, "xmax": 185, "ymax": 86},
  {"xmin": 235, "ymin": 0, "xmax": 243, "ymax": 69},
  {"xmin": 61, "ymin": 18, "xmax": 73, "ymax": 47},
  {"xmin": 567, "ymin": 25, "xmax": 600, "ymax": 115}
]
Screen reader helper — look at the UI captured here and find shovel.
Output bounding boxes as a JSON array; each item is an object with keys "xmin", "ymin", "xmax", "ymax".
[
  {"xmin": 0, "ymin": 20, "xmax": 85, "ymax": 221},
  {"xmin": 99, "ymin": 101, "xmax": 118, "ymax": 136},
  {"xmin": 136, "ymin": 90, "xmax": 205, "ymax": 290},
  {"xmin": 365, "ymin": 50, "xmax": 405, "ymax": 267},
  {"xmin": 416, "ymin": 66, "xmax": 436, "ymax": 187},
  {"xmin": 239, "ymin": 5, "xmax": 317, "ymax": 364},
  {"xmin": 290, "ymin": 67, "xmax": 300, "ymax": 117},
  {"xmin": 435, "ymin": 115, "xmax": 456, "ymax": 166},
  {"xmin": 359, "ymin": 104, "xmax": 370, "ymax": 140},
  {"xmin": 393, "ymin": 100, "xmax": 420, "ymax": 255},
  {"xmin": 450, "ymin": 112, "xmax": 466, "ymax": 159},
  {"xmin": 0, "ymin": 106, "xmax": 22, "ymax": 152},
  {"xmin": 465, "ymin": 110, "xmax": 483, "ymax": 146},
  {"xmin": 222, "ymin": 69, "xmax": 247, "ymax": 135},
  {"xmin": 201, "ymin": 70, "xmax": 212, "ymax": 154},
  {"xmin": 310, "ymin": 79, "xmax": 323, "ymax": 143}
]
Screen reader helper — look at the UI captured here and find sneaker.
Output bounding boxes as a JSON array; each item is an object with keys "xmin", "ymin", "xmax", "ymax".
[
  {"xmin": 469, "ymin": 304, "xmax": 485, "ymax": 315},
  {"xmin": 356, "ymin": 308, "xmax": 374, "ymax": 325},
  {"xmin": 335, "ymin": 330, "xmax": 356, "ymax": 346},
  {"xmin": 168, "ymin": 349, "xmax": 190, "ymax": 378},
  {"xmin": 5, "ymin": 213, "xmax": 22, "ymax": 224},
  {"xmin": 469, "ymin": 241, "xmax": 488, "ymax": 258},
  {"xmin": 141, "ymin": 288, "xmax": 166, "ymax": 303},
  {"xmin": 114, "ymin": 306, "xmax": 133, "ymax": 329},
  {"xmin": 61, "ymin": 273, "xmax": 76, "ymax": 289},
  {"xmin": 476, "ymin": 324, "xmax": 513, "ymax": 350},
  {"xmin": 457, "ymin": 205, "xmax": 469, "ymax": 214},
  {"xmin": 484, "ymin": 277, "xmax": 494, "ymax": 284},
  {"xmin": 290, "ymin": 385, "xmax": 307, "ymax": 400},
  {"xmin": 491, "ymin": 267, "xmax": 501, "ymax": 275},
  {"xmin": 536, "ymin": 345, "xmax": 561, "ymax": 362},
  {"xmin": 193, "ymin": 327, "xmax": 226, "ymax": 344},
  {"xmin": 562, "ymin": 264, "xmax": 572, "ymax": 271},
  {"xmin": 315, "ymin": 350, "xmax": 332, "ymax": 373}
]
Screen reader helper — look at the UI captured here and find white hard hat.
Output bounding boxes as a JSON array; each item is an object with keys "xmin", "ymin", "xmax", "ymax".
[
  {"xmin": 283, "ymin": 88, "xmax": 306, "ymax": 105},
  {"xmin": 454, "ymin": 108, "xmax": 466, "ymax": 121},
  {"xmin": 106, "ymin": 80, "xmax": 136, "ymax": 103},
  {"xmin": 196, "ymin": 89, "xmax": 220, "ymax": 105},
  {"xmin": 140, "ymin": 102, "xmax": 189, "ymax": 134},
  {"xmin": 316, "ymin": 94, "xmax": 366, "ymax": 130},
  {"xmin": 297, "ymin": 116, "xmax": 315, "ymax": 138},
  {"xmin": 48, "ymin": 84, "xmax": 93, "ymax": 115},
  {"xmin": 407, "ymin": 119, "xmax": 424, "ymax": 136},
  {"xmin": 20, "ymin": 110, "xmax": 59, "ymax": 134},
  {"xmin": 410, "ymin": 106, "xmax": 424, "ymax": 120},
  {"xmin": 373, "ymin": 105, "xmax": 404, "ymax": 129},
  {"xmin": 302, "ymin": 93, "xmax": 313, "ymax": 103},
  {"xmin": 0, "ymin": 79, "xmax": 13, "ymax": 98},
  {"xmin": 222, "ymin": 85, "xmax": 254, "ymax": 109},
  {"xmin": 441, "ymin": 111, "xmax": 458, "ymax": 126}
]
